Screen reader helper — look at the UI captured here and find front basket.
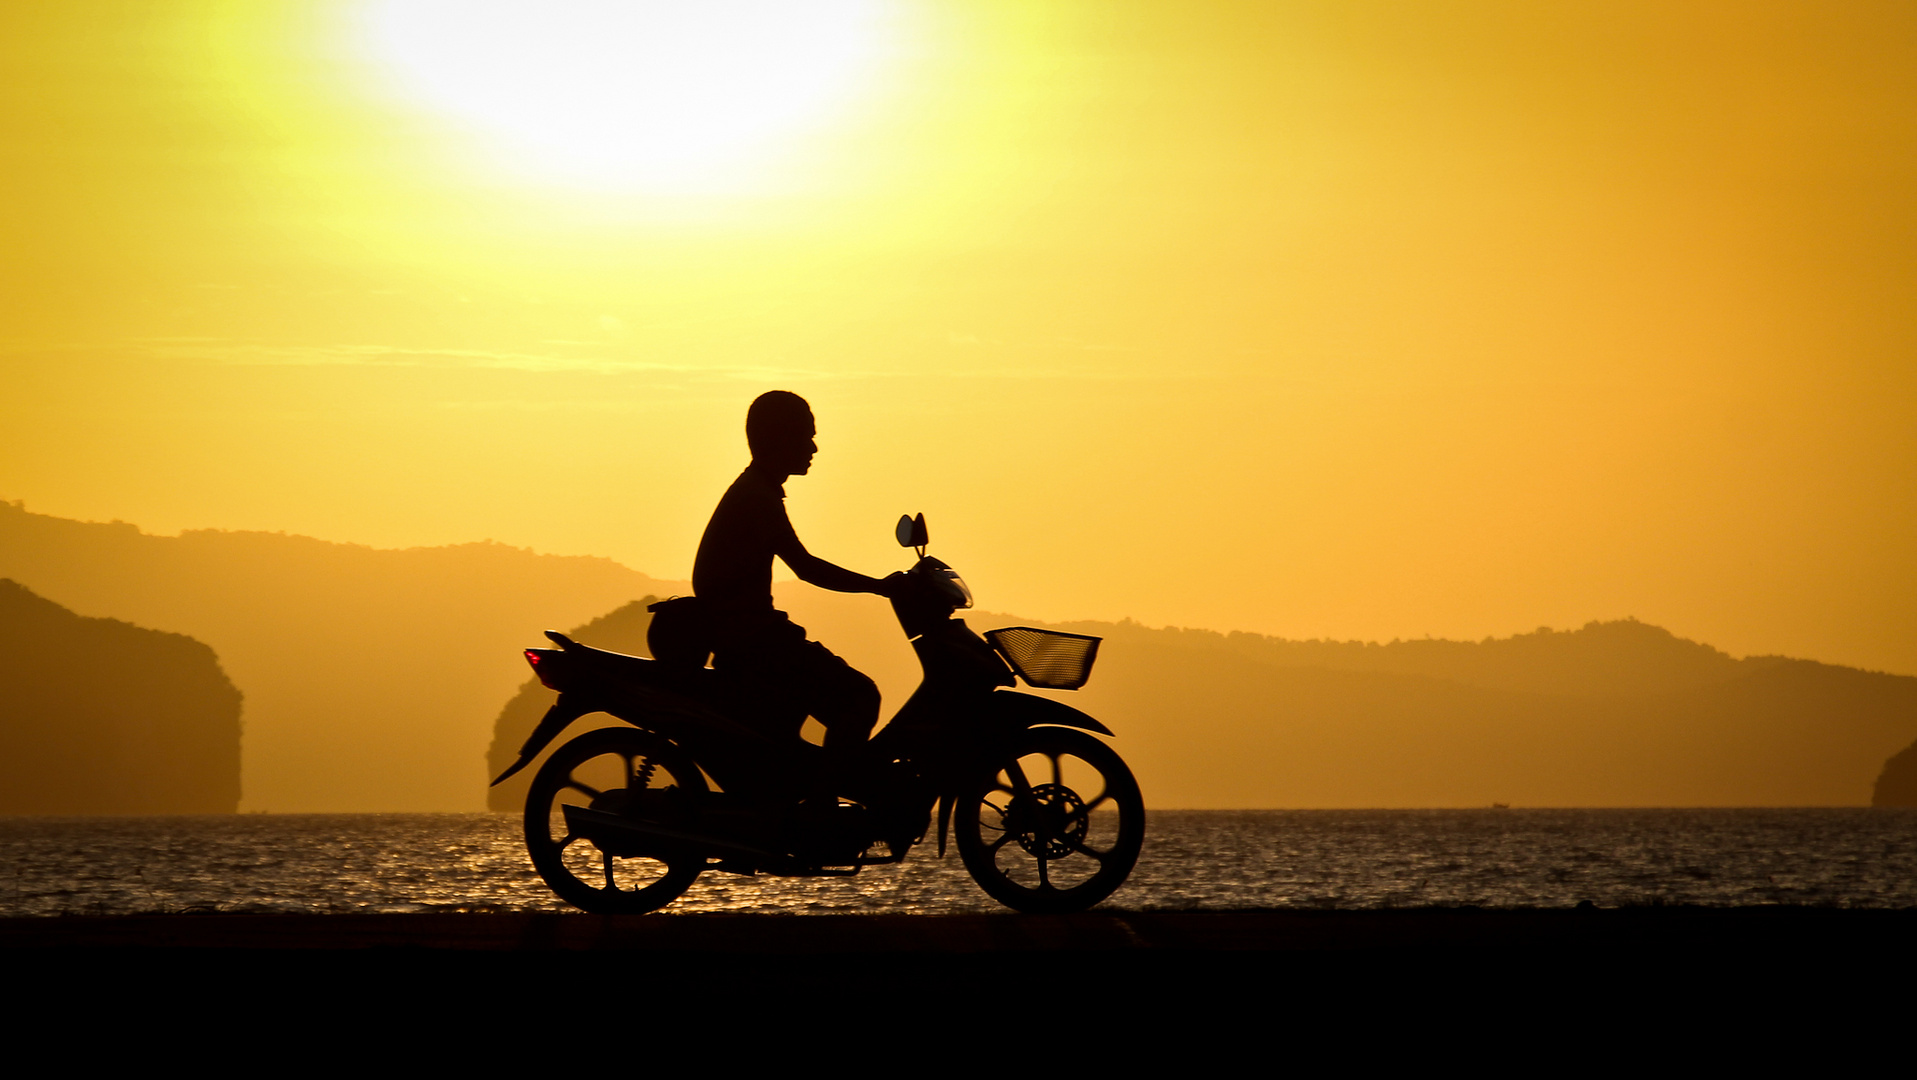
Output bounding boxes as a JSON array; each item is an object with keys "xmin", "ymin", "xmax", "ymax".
[{"xmin": 984, "ymin": 627, "xmax": 1102, "ymax": 691}]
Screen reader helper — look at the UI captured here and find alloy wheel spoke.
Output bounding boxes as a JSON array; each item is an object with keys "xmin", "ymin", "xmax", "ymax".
[
  {"xmin": 1004, "ymin": 761, "xmax": 1032, "ymax": 794},
  {"xmin": 1068, "ymin": 838, "xmax": 1110, "ymax": 862},
  {"xmin": 1055, "ymin": 794, "xmax": 1108, "ymax": 838}
]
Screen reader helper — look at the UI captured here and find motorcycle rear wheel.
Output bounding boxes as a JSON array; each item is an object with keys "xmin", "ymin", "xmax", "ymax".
[
  {"xmin": 955, "ymin": 726, "xmax": 1145, "ymax": 914},
  {"xmin": 524, "ymin": 725, "xmax": 708, "ymax": 914}
]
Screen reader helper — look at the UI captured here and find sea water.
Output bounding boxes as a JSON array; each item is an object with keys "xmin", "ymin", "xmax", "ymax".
[{"xmin": 3, "ymin": 809, "xmax": 1915, "ymax": 917}]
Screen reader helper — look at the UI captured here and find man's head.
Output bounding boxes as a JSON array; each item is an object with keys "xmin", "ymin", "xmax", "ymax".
[{"xmin": 746, "ymin": 390, "xmax": 816, "ymax": 476}]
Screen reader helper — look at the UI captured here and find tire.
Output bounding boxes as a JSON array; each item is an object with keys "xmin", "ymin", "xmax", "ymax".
[
  {"xmin": 524, "ymin": 726, "xmax": 708, "ymax": 914},
  {"xmin": 955, "ymin": 726, "xmax": 1145, "ymax": 913}
]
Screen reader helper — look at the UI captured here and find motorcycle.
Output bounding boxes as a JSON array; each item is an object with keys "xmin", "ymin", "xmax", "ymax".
[{"xmin": 492, "ymin": 513, "xmax": 1145, "ymax": 914}]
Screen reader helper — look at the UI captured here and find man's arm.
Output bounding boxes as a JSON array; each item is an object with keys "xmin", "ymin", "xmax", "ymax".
[{"xmin": 777, "ymin": 537, "xmax": 893, "ymax": 596}]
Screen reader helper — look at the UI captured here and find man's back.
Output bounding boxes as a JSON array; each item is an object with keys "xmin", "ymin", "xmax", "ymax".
[{"xmin": 692, "ymin": 464, "xmax": 795, "ymax": 624}]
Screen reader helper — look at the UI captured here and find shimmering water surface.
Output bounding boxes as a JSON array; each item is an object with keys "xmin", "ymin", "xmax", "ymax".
[{"xmin": 3, "ymin": 809, "xmax": 1915, "ymax": 917}]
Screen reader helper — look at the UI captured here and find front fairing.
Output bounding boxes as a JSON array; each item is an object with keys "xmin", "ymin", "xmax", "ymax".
[
  {"xmin": 912, "ymin": 617, "xmax": 1015, "ymax": 690},
  {"xmin": 889, "ymin": 556, "xmax": 976, "ymax": 638}
]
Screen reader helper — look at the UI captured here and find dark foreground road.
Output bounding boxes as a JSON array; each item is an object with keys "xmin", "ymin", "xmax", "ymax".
[
  {"xmin": 8, "ymin": 909, "xmax": 1910, "ymax": 1049},
  {"xmin": 7, "ymin": 905, "xmax": 1915, "ymax": 956}
]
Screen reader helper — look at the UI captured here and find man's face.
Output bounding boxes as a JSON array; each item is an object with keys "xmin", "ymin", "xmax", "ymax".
[{"xmin": 767, "ymin": 419, "xmax": 817, "ymax": 476}]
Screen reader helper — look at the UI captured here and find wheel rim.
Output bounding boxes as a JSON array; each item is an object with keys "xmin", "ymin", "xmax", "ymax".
[
  {"xmin": 524, "ymin": 727, "xmax": 706, "ymax": 914},
  {"xmin": 959, "ymin": 728, "xmax": 1144, "ymax": 912}
]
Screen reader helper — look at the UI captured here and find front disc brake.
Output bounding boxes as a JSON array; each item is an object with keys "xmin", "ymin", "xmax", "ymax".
[{"xmin": 1007, "ymin": 782, "xmax": 1088, "ymax": 858}]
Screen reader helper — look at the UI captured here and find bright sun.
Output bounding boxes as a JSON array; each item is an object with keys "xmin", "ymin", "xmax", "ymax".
[{"xmin": 358, "ymin": 0, "xmax": 894, "ymax": 193}]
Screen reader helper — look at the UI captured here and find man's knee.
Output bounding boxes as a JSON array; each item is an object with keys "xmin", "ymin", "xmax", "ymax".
[
  {"xmin": 847, "ymin": 670, "xmax": 879, "ymax": 716},
  {"xmin": 822, "ymin": 671, "xmax": 879, "ymax": 735},
  {"xmin": 809, "ymin": 656, "xmax": 879, "ymax": 742}
]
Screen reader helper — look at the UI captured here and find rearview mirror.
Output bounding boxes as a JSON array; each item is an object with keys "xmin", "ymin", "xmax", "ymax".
[{"xmin": 894, "ymin": 513, "xmax": 928, "ymax": 548}]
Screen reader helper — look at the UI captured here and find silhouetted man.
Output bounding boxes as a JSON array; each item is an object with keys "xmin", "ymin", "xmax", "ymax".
[{"xmin": 694, "ymin": 391, "xmax": 892, "ymax": 773}]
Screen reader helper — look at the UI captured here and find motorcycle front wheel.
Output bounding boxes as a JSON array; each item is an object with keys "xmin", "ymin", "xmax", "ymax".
[
  {"xmin": 524, "ymin": 725, "xmax": 708, "ymax": 914},
  {"xmin": 955, "ymin": 726, "xmax": 1145, "ymax": 914}
]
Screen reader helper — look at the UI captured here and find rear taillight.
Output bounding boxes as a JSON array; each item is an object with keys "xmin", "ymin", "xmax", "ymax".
[{"xmin": 525, "ymin": 649, "xmax": 556, "ymax": 689}]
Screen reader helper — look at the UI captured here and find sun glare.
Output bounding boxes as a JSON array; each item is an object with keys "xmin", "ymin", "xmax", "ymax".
[{"xmin": 357, "ymin": 0, "xmax": 895, "ymax": 193}]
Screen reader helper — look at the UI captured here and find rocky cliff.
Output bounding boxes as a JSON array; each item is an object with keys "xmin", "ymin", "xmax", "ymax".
[{"xmin": 0, "ymin": 579, "xmax": 241, "ymax": 813}]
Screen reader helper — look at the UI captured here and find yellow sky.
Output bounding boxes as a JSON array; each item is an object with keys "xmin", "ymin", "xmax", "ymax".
[{"xmin": 3, "ymin": 0, "xmax": 1914, "ymax": 674}]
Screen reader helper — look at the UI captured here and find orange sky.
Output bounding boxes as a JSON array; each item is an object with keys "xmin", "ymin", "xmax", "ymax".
[{"xmin": 3, "ymin": 0, "xmax": 1914, "ymax": 674}]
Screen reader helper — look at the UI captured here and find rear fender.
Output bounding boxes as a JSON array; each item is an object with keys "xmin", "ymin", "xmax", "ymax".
[{"xmin": 490, "ymin": 695, "xmax": 599, "ymax": 787}]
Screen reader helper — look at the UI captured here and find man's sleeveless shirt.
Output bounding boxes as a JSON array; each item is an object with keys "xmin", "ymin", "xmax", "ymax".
[{"xmin": 692, "ymin": 465, "xmax": 800, "ymax": 622}]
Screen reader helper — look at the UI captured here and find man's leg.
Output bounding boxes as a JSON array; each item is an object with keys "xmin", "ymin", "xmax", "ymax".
[{"xmin": 791, "ymin": 640, "xmax": 880, "ymax": 754}]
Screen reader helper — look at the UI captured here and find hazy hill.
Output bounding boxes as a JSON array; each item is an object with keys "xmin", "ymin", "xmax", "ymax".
[
  {"xmin": 485, "ymin": 600, "xmax": 1917, "ymax": 809},
  {"xmin": 1141, "ymin": 618, "xmax": 1775, "ymax": 696},
  {"xmin": 1875, "ymin": 742, "xmax": 1917, "ymax": 806},
  {"xmin": 0, "ymin": 579, "xmax": 240, "ymax": 813},
  {"xmin": 0, "ymin": 502, "xmax": 672, "ymax": 811},
  {"xmin": 1025, "ymin": 617, "xmax": 1917, "ymax": 807}
]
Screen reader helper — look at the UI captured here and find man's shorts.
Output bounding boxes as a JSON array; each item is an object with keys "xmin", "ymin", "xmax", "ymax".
[{"xmin": 714, "ymin": 617, "xmax": 879, "ymax": 744}]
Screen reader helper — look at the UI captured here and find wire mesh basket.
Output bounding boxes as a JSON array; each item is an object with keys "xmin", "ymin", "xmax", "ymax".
[{"xmin": 984, "ymin": 626, "xmax": 1102, "ymax": 690}]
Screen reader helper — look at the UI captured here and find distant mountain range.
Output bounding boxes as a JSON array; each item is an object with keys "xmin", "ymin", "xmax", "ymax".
[
  {"xmin": 0, "ymin": 502, "xmax": 666, "ymax": 811},
  {"xmin": 1023, "ymin": 616, "xmax": 1917, "ymax": 808},
  {"xmin": 5, "ymin": 500, "xmax": 1915, "ymax": 811}
]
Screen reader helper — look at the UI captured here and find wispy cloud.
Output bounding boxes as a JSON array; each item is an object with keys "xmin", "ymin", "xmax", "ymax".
[
  {"xmin": 125, "ymin": 339, "xmax": 858, "ymax": 382},
  {"xmin": 933, "ymin": 330, "xmax": 1205, "ymax": 381},
  {"xmin": 433, "ymin": 399, "xmax": 651, "ymax": 412},
  {"xmin": 946, "ymin": 330, "xmax": 1136, "ymax": 354},
  {"xmin": 91, "ymin": 338, "xmax": 1205, "ymax": 385},
  {"xmin": 142, "ymin": 340, "xmax": 690, "ymax": 374}
]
